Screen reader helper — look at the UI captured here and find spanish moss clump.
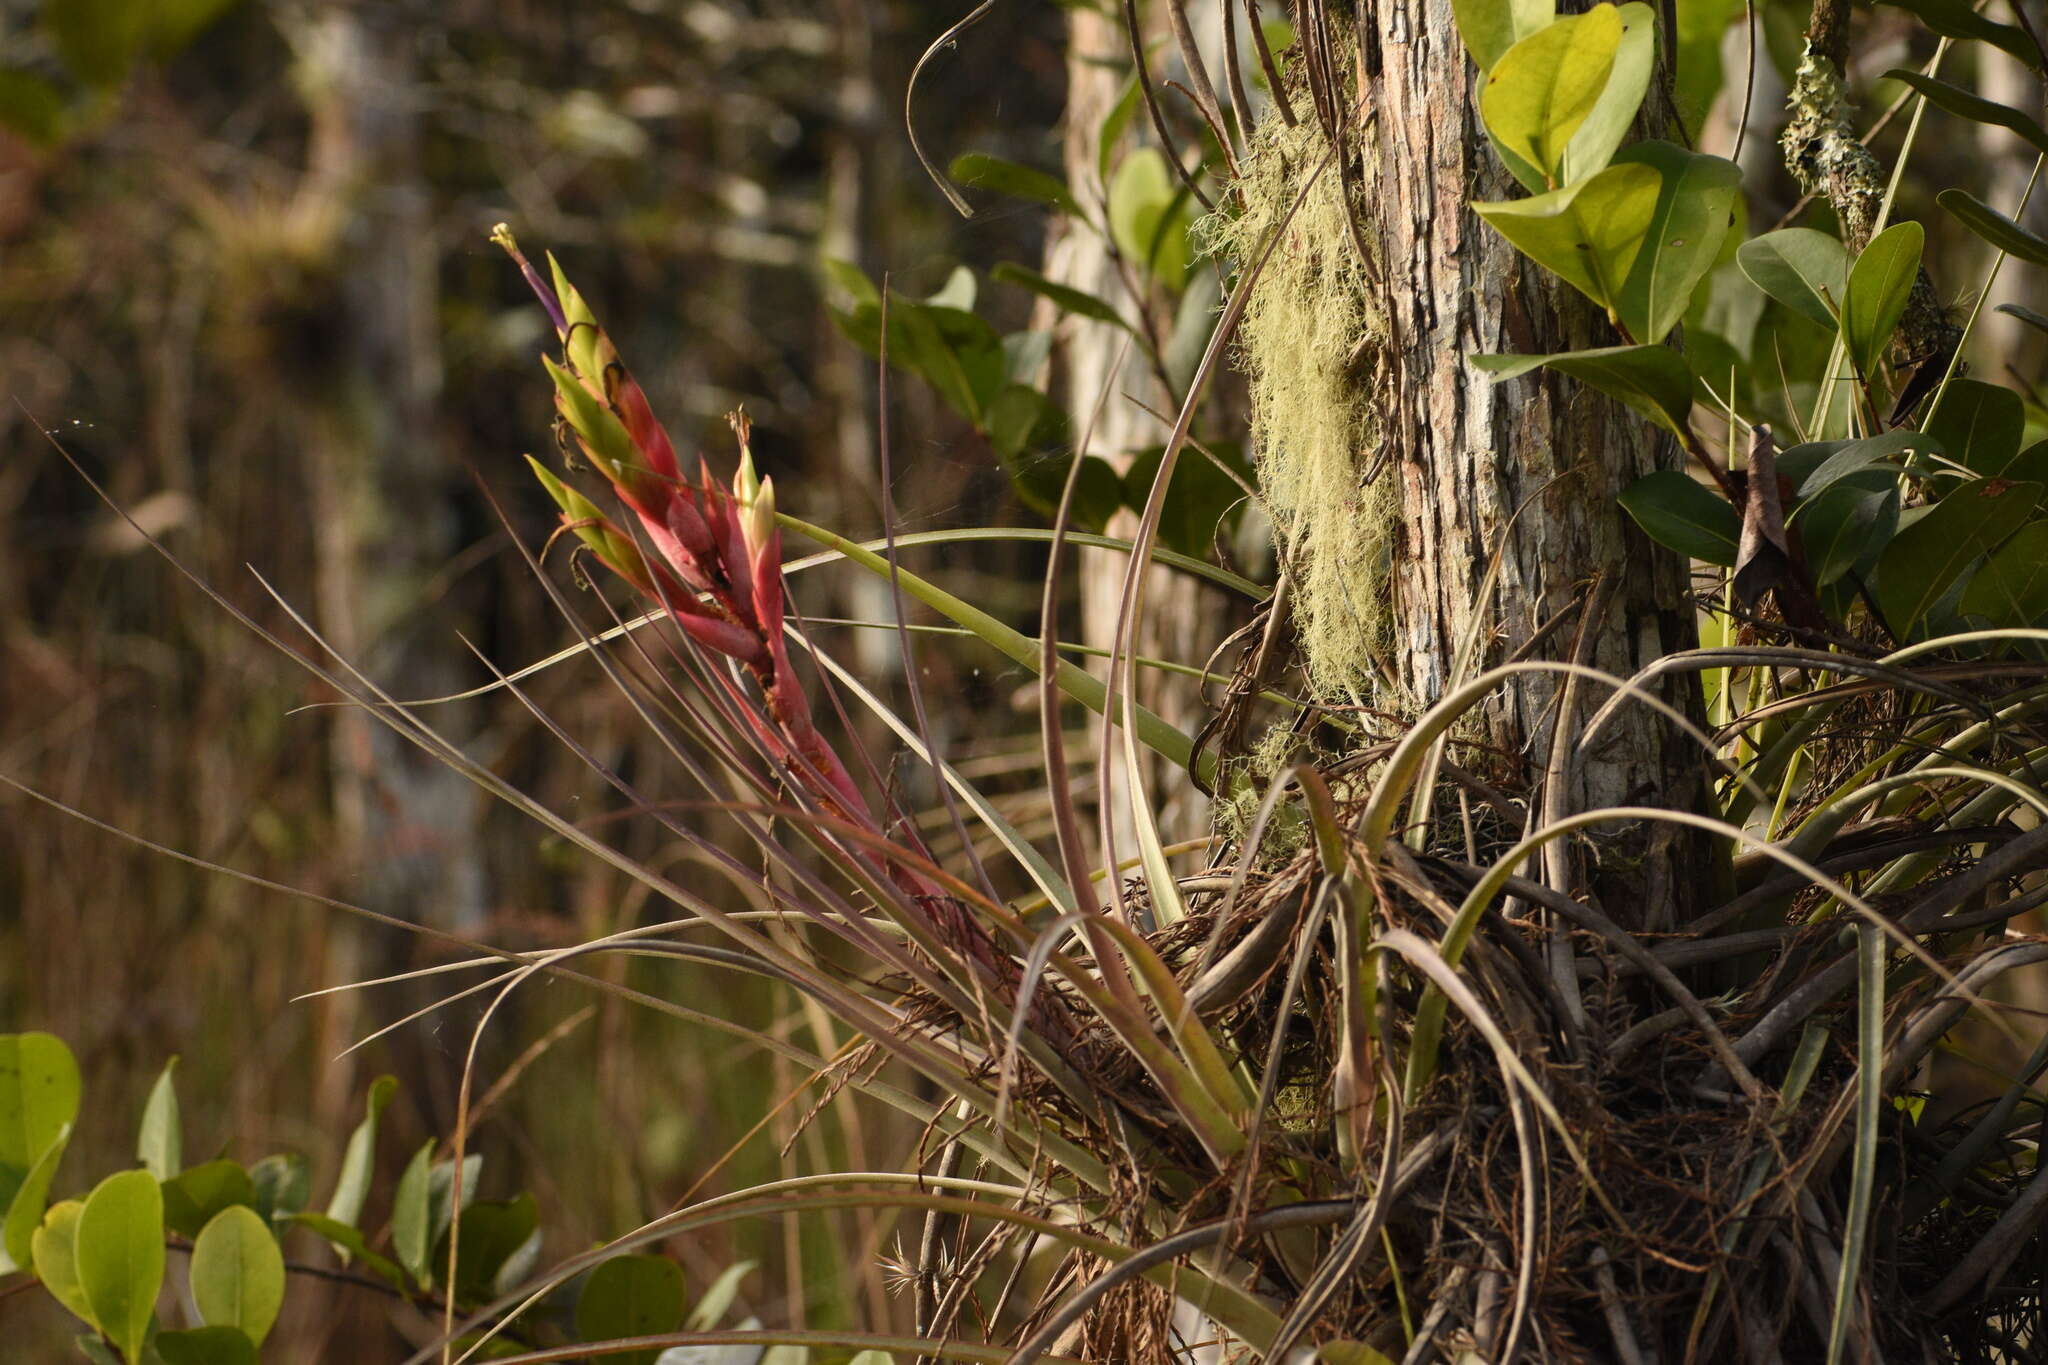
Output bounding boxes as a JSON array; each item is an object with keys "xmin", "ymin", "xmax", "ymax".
[{"xmin": 1200, "ymin": 111, "xmax": 1393, "ymax": 704}]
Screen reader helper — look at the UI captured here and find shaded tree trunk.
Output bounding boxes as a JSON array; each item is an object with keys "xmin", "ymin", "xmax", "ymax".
[{"xmin": 1359, "ymin": 4, "xmax": 1709, "ymax": 919}]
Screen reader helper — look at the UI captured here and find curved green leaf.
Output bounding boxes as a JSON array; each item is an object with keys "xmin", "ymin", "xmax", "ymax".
[
  {"xmin": 1618, "ymin": 470, "xmax": 1741, "ymax": 564},
  {"xmin": 1843, "ymin": 222, "xmax": 1923, "ymax": 373},
  {"xmin": 0, "ymin": 1032, "xmax": 81, "ymax": 1169},
  {"xmin": 75, "ymin": 1169, "xmax": 165, "ymax": 1365},
  {"xmin": 1788, "ymin": 429, "xmax": 1944, "ymax": 500},
  {"xmin": 190, "ymin": 1205, "xmax": 284, "ymax": 1347},
  {"xmin": 989, "ymin": 262, "xmax": 1132, "ymax": 332},
  {"xmin": 391, "ymin": 1140, "xmax": 436, "ymax": 1287},
  {"xmin": 1885, "ymin": 69, "xmax": 2048, "ymax": 158},
  {"xmin": 1939, "ymin": 187, "xmax": 2048, "ymax": 267},
  {"xmin": 161, "ymin": 1160, "xmax": 256, "ymax": 1241},
  {"xmin": 1877, "ymin": 0, "xmax": 2041, "ymax": 69},
  {"xmin": 1107, "ymin": 147, "xmax": 1191, "ymax": 285},
  {"xmin": 1474, "ymin": 344, "xmax": 1696, "ymax": 440},
  {"xmin": 576, "ymin": 1254, "xmax": 686, "ymax": 1365},
  {"xmin": 449, "ymin": 1193, "xmax": 539, "ymax": 1303},
  {"xmin": 31, "ymin": 1199, "xmax": 95, "ymax": 1327},
  {"xmin": 1562, "ymin": 3, "xmax": 1656, "ymax": 183},
  {"xmin": 1737, "ymin": 228, "xmax": 1849, "ymax": 330},
  {"xmin": 286, "ymin": 1211, "xmax": 405, "ymax": 1287},
  {"xmin": 948, "ymin": 152, "xmax": 1080, "ymax": 218},
  {"xmin": 1474, "ymin": 161, "xmax": 1661, "ymax": 312},
  {"xmin": 1452, "ymin": 0, "xmax": 1554, "ymax": 70},
  {"xmin": 1960, "ymin": 520, "xmax": 2048, "ymax": 627},
  {"xmin": 1482, "ymin": 5, "xmax": 1623, "ymax": 186},
  {"xmin": 324, "ymin": 1074, "xmax": 395, "ymax": 1237},
  {"xmin": 1799, "ymin": 475, "xmax": 1899, "ymax": 586},
  {"xmin": 1876, "ymin": 479, "xmax": 2042, "ymax": 634},
  {"xmin": 2, "ymin": 1121, "xmax": 70, "ymax": 1272},
  {"xmin": 137, "ymin": 1056, "xmax": 180, "ymax": 1181},
  {"xmin": 1612, "ymin": 141, "xmax": 1743, "ymax": 344}
]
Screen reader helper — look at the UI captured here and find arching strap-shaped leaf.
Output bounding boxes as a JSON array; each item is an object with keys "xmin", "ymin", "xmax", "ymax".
[
  {"xmin": 1939, "ymin": 188, "xmax": 2048, "ymax": 267},
  {"xmin": 1473, "ymin": 344, "xmax": 1696, "ymax": 441},
  {"xmin": 1618, "ymin": 471, "xmax": 1740, "ymax": 564},
  {"xmin": 1562, "ymin": 3, "xmax": 1655, "ymax": 183},
  {"xmin": 1453, "ymin": 0, "xmax": 1554, "ymax": 71},
  {"xmin": 1611, "ymin": 141, "xmax": 1742, "ymax": 344},
  {"xmin": 1481, "ymin": 4, "xmax": 1623, "ymax": 186},
  {"xmin": 1884, "ymin": 70, "xmax": 2048, "ymax": 157},
  {"xmin": 1877, "ymin": 480, "xmax": 2043, "ymax": 634},
  {"xmin": 948, "ymin": 153, "xmax": 1081, "ymax": 218},
  {"xmin": 1737, "ymin": 229, "xmax": 1849, "ymax": 331},
  {"xmin": 1843, "ymin": 221, "xmax": 1924, "ymax": 373},
  {"xmin": 1473, "ymin": 161, "xmax": 1660, "ymax": 313},
  {"xmin": 1789, "ymin": 429, "xmax": 1943, "ymax": 500},
  {"xmin": 1877, "ymin": 0, "xmax": 2042, "ymax": 70},
  {"xmin": 1997, "ymin": 302, "xmax": 2048, "ymax": 337}
]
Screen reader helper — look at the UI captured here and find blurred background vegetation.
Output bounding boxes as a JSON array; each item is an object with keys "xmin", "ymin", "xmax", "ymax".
[{"xmin": 0, "ymin": 0, "xmax": 1072, "ymax": 1353}]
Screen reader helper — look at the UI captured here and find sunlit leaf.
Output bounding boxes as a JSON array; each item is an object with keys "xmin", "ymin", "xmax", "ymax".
[
  {"xmin": 949, "ymin": 153, "xmax": 1081, "ymax": 217},
  {"xmin": 0, "ymin": 1032, "xmax": 81, "ymax": 1170},
  {"xmin": 1452, "ymin": 0, "xmax": 1553, "ymax": 70},
  {"xmin": 989, "ymin": 262, "xmax": 1132, "ymax": 331},
  {"xmin": 75, "ymin": 1169, "xmax": 164, "ymax": 1365},
  {"xmin": 1562, "ymin": 3, "xmax": 1656, "ymax": 183},
  {"xmin": 391, "ymin": 1140, "xmax": 436, "ymax": 1287},
  {"xmin": 1481, "ymin": 5, "xmax": 1623, "ymax": 185},
  {"xmin": 1474, "ymin": 161, "xmax": 1661, "ymax": 312},
  {"xmin": 191, "ymin": 1205, "xmax": 284, "ymax": 1347},
  {"xmin": 137, "ymin": 1056, "xmax": 180, "ymax": 1181},
  {"xmin": 31, "ymin": 1199, "xmax": 96, "ymax": 1327},
  {"xmin": 2, "ymin": 1122, "xmax": 69, "ymax": 1273},
  {"xmin": 1107, "ymin": 147, "xmax": 1192, "ymax": 286}
]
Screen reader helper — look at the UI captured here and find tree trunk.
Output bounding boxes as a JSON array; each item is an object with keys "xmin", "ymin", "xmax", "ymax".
[{"xmin": 1326, "ymin": 5, "xmax": 1707, "ymax": 919}]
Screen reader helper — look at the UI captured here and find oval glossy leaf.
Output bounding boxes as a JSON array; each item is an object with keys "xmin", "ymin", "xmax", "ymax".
[
  {"xmin": 947, "ymin": 152, "xmax": 1080, "ymax": 218},
  {"xmin": 137, "ymin": 1056, "xmax": 180, "ymax": 1182},
  {"xmin": 577, "ymin": 1254, "xmax": 687, "ymax": 1365},
  {"xmin": 1482, "ymin": 5, "xmax": 1623, "ymax": 185},
  {"xmin": 1612, "ymin": 142, "xmax": 1743, "ymax": 344},
  {"xmin": 1798, "ymin": 475, "xmax": 1898, "ymax": 586},
  {"xmin": 0, "ymin": 1032, "xmax": 81, "ymax": 1169},
  {"xmin": 1737, "ymin": 229, "xmax": 1849, "ymax": 331},
  {"xmin": 1927, "ymin": 378, "xmax": 2025, "ymax": 477},
  {"xmin": 1877, "ymin": 0, "xmax": 2041, "ymax": 69},
  {"xmin": 1618, "ymin": 470, "xmax": 1741, "ymax": 564},
  {"xmin": 75, "ymin": 1169, "xmax": 165, "ymax": 1365},
  {"xmin": 1790, "ymin": 429, "xmax": 1944, "ymax": 499},
  {"xmin": 1843, "ymin": 222, "xmax": 1924, "ymax": 373},
  {"xmin": 155, "ymin": 1327, "xmax": 259, "ymax": 1365},
  {"xmin": 31, "ymin": 1199, "xmax": 95, "ymax": 1326},
  {"xmin": 1939, "ymin": 188, "xmax": 2048, "ymax": 268},
  {"xmin": 1453, "ymin": 0, "xmax": 1554, "ymax": 70},
  {"xmin": 2, "ymin": 1121, "xmax": 70, "ymax": 1272},
  {"xmin": 1876, "ymin": 479, "xmax": 2043, "ymax": 634},
  {"xmin": 191, "ymin": 1205, "xmax": 284, "ymax": 1347},
  {"xmin": 1474, "ymin": 344, "xmax": 1696, "ymax": 441},
  {"xmin": 1474, "ymin": 161, "xmax": 1661, "ymax": 311},
  {"xmin": 449, "ymin": 1193, "xmax": 539, "ymax": 1303},
  {"xmin": 161, "ymin": 1160, "xmax": 257, "ymax": 1241},
  {"xmin": 325, "ymin": 1074, "xmax": 395, "ymax": 1237},
  {"xmin": 391, "ymin": 1140, "xmax": 436, "ymax": 1287},
  {"xmin": 1884, "ymin": 70, "xmax": 2048, "ymax": 158},
  {"xmin": 1562, "ymin": 3, "xmax": 1655, "ymax": 183}
]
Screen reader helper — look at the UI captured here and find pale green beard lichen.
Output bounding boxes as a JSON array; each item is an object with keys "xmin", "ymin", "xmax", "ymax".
[{"xmin": 1199, "ymin": 110, "xmax": 1393, "ymax": 704}]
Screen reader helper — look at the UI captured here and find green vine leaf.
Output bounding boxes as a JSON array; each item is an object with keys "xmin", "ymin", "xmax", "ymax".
[
  {"xmin": 1473, "ymin": 161, "xmax": 1661, "ymax": 315},
  {"xmin": 1481, "ymin": 5, "xmax": 1623, "ymax": 187}
]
